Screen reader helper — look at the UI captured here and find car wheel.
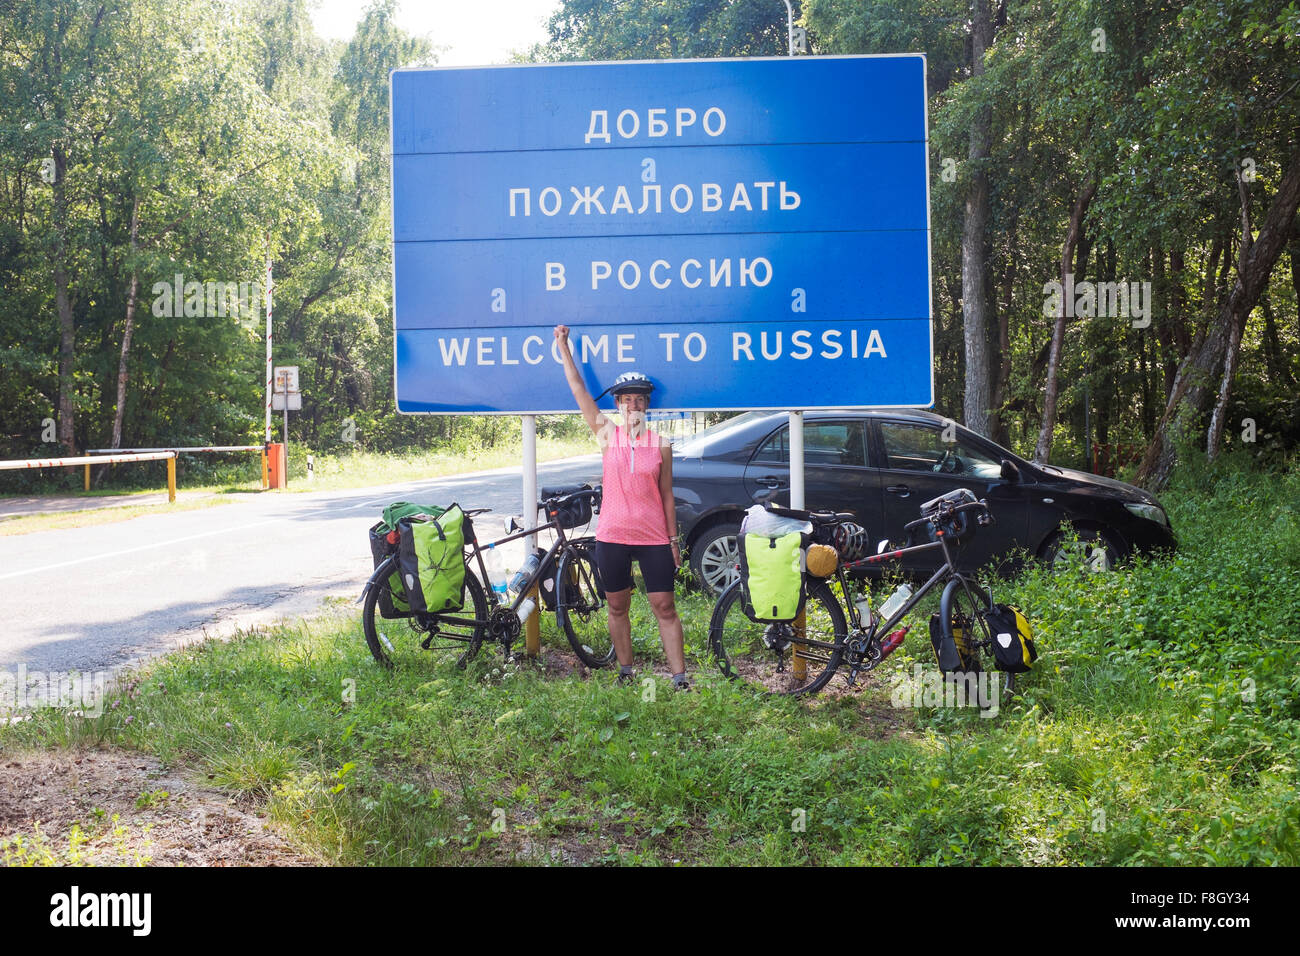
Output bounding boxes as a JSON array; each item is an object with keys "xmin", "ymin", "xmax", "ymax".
[
  {"xmin": 690, "ymin": 522, "xmax": 742, "ymax": 595},
  {"xmin": 1041, "ymin": 527, "xmax": 1121, "ymax": 572}
]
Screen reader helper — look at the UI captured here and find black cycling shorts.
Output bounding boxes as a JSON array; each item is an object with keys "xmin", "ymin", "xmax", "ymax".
[{"xmin": 594, "ymin": 541, "xmax": 677, "ymax": 593}]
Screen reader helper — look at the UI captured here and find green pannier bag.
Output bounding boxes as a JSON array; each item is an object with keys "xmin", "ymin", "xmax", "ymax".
[
  {"xmin": 396, "ymin": 504, "xmax": 467, "ymax": 614},
  {"xmin": 985, "ymin": 604, "xmax": 1037, "ymax": 672},
  {"xmin": 369, "ymin": 501, "xmax": 448, "ymax": 619},
  {"xmin": 739, "ymin": 530, "xmax": 806, "ymax": 623}
]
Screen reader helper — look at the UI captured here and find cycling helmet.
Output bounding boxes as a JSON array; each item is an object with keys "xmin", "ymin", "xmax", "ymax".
[
  {"xmin": 609, "ymin": 371, "xmax": 654, "ymax": 397},
  {"xmin": 594, "ymin": 371, "xmax": 656, "ymax": 404},
  {"xmin": 832, "ymin": 521, "xmax": 869, "ymax": 562}
]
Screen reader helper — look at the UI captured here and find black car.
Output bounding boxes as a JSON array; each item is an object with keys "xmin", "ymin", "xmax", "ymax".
[{"xmin": 672, "ymin": 409, "xmax": 1177, "ymax": 593}]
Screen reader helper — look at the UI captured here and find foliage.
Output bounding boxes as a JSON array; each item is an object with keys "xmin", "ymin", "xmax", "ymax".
[{"xmin": 2, "ymin": 0, "xmax": 1299, "ymax": 490}]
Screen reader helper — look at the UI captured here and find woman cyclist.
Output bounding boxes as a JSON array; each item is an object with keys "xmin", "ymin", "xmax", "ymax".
[{"xmin": 553, "ymin": 325, "xmax": 688, "ymax": 690}]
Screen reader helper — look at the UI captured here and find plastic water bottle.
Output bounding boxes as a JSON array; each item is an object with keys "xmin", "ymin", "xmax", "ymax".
[
  {"xmin": 484, "ymin": 544, "xmax": 509, "ymax": 601},
  {"xmin": 508, "ymin": 550, "xmax": 542, "ymax": 596},
  {"xmin": 854, "ymin": 595, "xmax": 877, "ymax": 629},
  {"xmin": 878, "ymin": 626, "xmax": 910, "ymax": 660},
  {"xmin": 878, "ymin": 583, "xmax": 913, "ymax": 621},
  {"xmin": 515, "ymin": 596, "xmax": 537, "ymax": 624}
]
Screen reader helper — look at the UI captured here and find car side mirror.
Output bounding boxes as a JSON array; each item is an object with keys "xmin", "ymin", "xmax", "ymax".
[{"xmin": 1000, "ymin": 459, "xmax": 1020, "ymax": 482}]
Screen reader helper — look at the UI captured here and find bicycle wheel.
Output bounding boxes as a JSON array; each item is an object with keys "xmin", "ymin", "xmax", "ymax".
[
  {"xmin": 938, "ymin": 575, "xmax": 1011, "ymax": 700},
  {"xmin": 556, "ymin": 544, "xmax": 616, "ymax": 668},
  {"xmin": 708, "ymin": 578, "xmax": 846, "ymax": 696},
  {"xmin": 362, "ymin": 557, "xmax": 486, "ymax": 668}
]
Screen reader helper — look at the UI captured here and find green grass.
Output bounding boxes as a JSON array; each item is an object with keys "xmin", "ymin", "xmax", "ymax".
[
  {"xmin": 4, "ymin": 454, "xmax": 1298, "ymax": 865},
  {"xmin": 280, "ymin": 439, "xmax": 594, "ymax": 493}
]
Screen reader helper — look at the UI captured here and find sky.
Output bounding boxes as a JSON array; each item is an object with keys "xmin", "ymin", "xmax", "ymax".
[{"xmin": 308, "ymin": 0, "xmax": 561, "ymax": 66}]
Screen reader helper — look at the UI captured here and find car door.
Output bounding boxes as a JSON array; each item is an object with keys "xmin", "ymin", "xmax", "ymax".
[
  {"xmin": 869, "ymin": 419, "xmax": 1029, "ymax": 573},
  {"xmin": 742, "ymin": 419, "xmax": 878, "ymax": 528}
]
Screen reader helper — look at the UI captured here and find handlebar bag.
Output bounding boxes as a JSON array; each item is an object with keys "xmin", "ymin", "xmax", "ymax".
[
  {"xmin": 985, "ymin": 604, "xmax": 1037, "ymax": 672},
  {"xmin": 918, "ymin": 488, "xmax": 978, "ymax": 543},
  {"xmin": 542, "ymin": 483, "xmax": 595, "ymax": 529},
  {"xmin": 739, "ymin": 530, "xmax": 807, "ymax": 623},
  {"xmin": 396, "ymin": 504, "xmax": 467, "ymax": 614}
]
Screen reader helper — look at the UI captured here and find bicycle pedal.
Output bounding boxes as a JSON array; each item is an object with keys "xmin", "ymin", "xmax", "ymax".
[{"xmin": 421, "ymin": 635, "xmax": 433, "ymax": 650}]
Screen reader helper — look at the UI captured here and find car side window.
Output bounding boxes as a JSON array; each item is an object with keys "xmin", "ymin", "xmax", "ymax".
[
  {"xmin": 752, "ymin": 422, "xmax": 866, "ymax": 467},
  {"xmin": 753, "ymin": 427, "xmax": 788, "ymax": 463},
  {"xmin": 879, "ymin": 422, "xmax": 1002, "ymax": 478}
]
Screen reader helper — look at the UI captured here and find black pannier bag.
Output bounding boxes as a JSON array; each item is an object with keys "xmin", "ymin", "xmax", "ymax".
[
  {"xmin": 369, "ymin": 521, "xmax": 407, "ymax": 618},
  {"xmin": 929, "ymin": 613, "xmax": 979, "ymax": 672},
  {"xmin": 985, "ymin": 604, "xmax": 1038, "ymax": 672}
]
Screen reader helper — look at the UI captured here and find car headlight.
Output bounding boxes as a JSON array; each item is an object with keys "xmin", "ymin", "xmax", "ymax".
[{"xmin": 1125, "ymin": 502, "xmax": 1169, "ymax": 527}]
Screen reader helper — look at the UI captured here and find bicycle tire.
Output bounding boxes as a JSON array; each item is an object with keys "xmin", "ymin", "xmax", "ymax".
[
  {"xmin": 556, "ymin": 543, "xmax": 616, "ymax": 668},
  {"xmin": 708, "ymin": 577, "xmax": 847, "ymax": 696},
  {"xmin": 938, "ymin": 575, "xmax": 1014, "ymax": 700},
  {"xmin": 362, "ymin": 556, "xmax": 486, "ymax": 668}
]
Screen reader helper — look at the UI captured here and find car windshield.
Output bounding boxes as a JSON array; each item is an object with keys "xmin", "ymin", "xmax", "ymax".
[
  {"xmin": 878, "ymin": 420, "xmax": 1005, "ymax": 479},
  {"xmin": 673, "ymin": 411, "xmax": 767, "ymax": 456}
]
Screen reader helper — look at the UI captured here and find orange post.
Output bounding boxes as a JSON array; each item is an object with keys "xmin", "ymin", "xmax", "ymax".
[
  {"xmin": 261, "ymin": 447, "xmax": 269, "ymax": 489},
  {"xmin": 84, "ymin": 463, "xmax": 90, "ymax": 491},
  {"xmin": 167, "ymin": 456, "xmax": 176, "ymax": 503},
  {"xmin": 267, "ymin": 442, "xmax": 286, "ymax": 489}
]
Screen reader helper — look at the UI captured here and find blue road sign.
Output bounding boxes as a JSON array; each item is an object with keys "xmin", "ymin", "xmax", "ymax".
[{"xmin": 391, "ymin": 56, "xmax": 932, "ymax": 413}]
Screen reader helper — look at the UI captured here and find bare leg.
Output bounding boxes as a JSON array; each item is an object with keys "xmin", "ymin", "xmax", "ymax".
[
  {"xmin": 647, "ymin": 591, "xmax": 685, "ymax": 675},
  {"xmin": 605, "ymin": 588, "xmax": 634, "ymax": 667}
]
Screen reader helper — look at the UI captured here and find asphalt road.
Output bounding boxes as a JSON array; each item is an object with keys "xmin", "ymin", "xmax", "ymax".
[{"xmin": 0, "ymin": 455, "xmax": 603, "ymax": 673}]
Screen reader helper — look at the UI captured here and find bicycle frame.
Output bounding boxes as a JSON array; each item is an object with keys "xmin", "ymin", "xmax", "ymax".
[
  {"xmin": 835, "ymin": 528, "xmax": 989, "ymax": 644},
  {"xmin": 465, "ymin": 511, "xmax": 584, "ymax": 617}
]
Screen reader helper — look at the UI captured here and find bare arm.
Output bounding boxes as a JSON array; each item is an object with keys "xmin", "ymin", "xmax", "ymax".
[
  {"xmin": 554, "ymin": 325, "xmax": 604, "ymax": 437},
  {"xmin": 659, "ymin": 442, "xmax": 680, "ymax": 567}
]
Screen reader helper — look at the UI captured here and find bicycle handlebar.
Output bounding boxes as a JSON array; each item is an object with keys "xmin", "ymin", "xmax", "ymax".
[
  {"xmin": 903, "ymin": 498, "xmax": 994, "ymax": 533},
  {"xmin": 538, "ymin": 486, "xmax": 602, "ymax": 509}
]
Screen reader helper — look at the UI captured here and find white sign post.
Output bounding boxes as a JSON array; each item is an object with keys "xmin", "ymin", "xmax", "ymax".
[{"xmin": 273, "ymin": 365, "xmax": 301, "ymax": 485}]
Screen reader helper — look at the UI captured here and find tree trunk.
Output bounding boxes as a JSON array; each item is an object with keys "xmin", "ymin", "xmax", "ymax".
[
  {"xmin": 1034, "ymin": 177, "xmax": 1097, "ymax": 463},
  {"xmin": 1289, "ymin": 228, "xmax": 1300, "ymax": 340},
  {"xmin": 1206, "ymin": 146, "xmax": 1261, "ymax": 460},
  {"xmin": 52, "ymin": 144, "xmax": 77, "ymax": 456},
  {"xmin": 111, "ymin": 198, "xmax": 141, "ymax": 450},
  {"xmin": 1138, "ymin": 145, "xmax": 1300, "ymax": 489},
  {"xmin": 1205, "ymin": 308, "xmax": 1246, "ymax": 459},
  {"xmin": 961, "ymin": 0, "xmax": 994, "ymax": 436}
]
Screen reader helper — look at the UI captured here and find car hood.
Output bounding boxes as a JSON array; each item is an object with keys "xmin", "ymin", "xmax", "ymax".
[{"xmin": 1039, "ymin": 465, "xmax": 1162, "ymax": 505}]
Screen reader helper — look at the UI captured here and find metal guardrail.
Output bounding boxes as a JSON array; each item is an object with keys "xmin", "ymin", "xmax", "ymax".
[
  {"xmin": 84, "ymin": 446, "xmax": 264, "ymax": 454},
  {"xmin": 82, "ymin": 445, "xmax": 270, "ymax": 491},
  {"xmin": 0, "ymin": 452, "xmax": 179, "ymax": 502}
]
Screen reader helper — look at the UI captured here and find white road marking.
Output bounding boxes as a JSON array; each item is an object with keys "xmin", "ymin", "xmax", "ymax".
[{"xmin": 0, "ymin": 517, "xmax": 289, "ymax": 582}]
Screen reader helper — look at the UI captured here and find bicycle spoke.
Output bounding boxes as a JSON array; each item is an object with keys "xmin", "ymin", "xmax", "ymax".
[{"xmin": 708, "ymin": 579, "xmax": 846, "ymax": 696}]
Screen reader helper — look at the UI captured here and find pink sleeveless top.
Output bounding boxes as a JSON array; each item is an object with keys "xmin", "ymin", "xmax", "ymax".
[{"xmin": 597, "ymin": 424, "xmax": 669, "ymax": 546}]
